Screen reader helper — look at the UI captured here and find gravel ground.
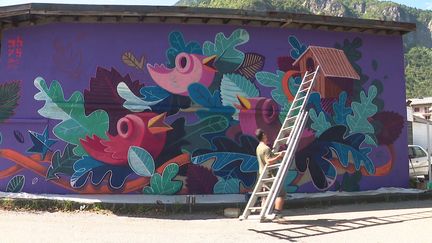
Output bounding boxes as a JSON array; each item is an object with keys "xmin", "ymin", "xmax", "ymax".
[{"xmin": 2, "ymin": 199, "xmax": 432, "ymax": 243}]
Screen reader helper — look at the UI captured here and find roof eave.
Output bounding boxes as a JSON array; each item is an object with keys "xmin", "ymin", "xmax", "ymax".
[{"xmin": 0, "ymin": 3, "xmax": 417, "ymax": 35}]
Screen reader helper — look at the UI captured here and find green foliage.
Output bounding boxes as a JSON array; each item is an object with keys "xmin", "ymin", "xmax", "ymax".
[
  {"xmin": 346, "ymin": 85, "xmax": 378, "ymax": 146},
  {"xmin": 333, "ymin": 92, "xmax": 352, "ymax": 126},
  {"xmin": 405, "ymin": 47, "xmax": 432, "ymax": 98},
  {"xmin": 34, "ymin": 77, "xmax": 109, "ymax": 156},
  {"xmin": 309, "ymin": 109, "xmax": 331, "ymax": 137},
  {"xmin": 143, "ymin": 163, "xmax": 183, "ymax": 195},
  {"xmin": 203, "ymin": 29, "xmax": 249, "ymax": 73},
  {"xmin": 0, "ymin": 81, "xmax": 20, "ymax": 123},
  {"xmin": 46, "ymin": 144, "xmax": 81, "ymax": 180},
  {"xmin": 334, "ymin": 171, "xmax": 362, "ymax": 192}
]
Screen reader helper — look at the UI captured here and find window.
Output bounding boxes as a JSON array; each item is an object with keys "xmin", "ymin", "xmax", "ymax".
[
  {"xmin": 306, "ymin": 58, "xmax": 315, "ymax": 72},
  {"xmin": 413, "ymin": 146, "xmax": 427, "ymax": 158},
  {"xmin": 425, "ymin": 107, "xmax": 430, "ymax": 113},
  {"xmin": 408, "ymin": 147, "xmax": 415, "ymax": 159},
  {"xmin": 425, "ymin": 115, "xmax": 431, "ymax": 120},
  {"xmin": 414, "ymin": 107, "xmax": 420, "ymax": 112}
]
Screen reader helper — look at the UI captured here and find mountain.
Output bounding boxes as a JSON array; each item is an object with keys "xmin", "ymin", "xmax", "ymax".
[{"xmin": 176, "ymin": 0, "xmax": 432, "ymax": 98}]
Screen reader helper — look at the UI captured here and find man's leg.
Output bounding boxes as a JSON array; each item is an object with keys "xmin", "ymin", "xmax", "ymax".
[{"xmin": 274, "ymin": 196, "xmax": 284, "ymax": 211}]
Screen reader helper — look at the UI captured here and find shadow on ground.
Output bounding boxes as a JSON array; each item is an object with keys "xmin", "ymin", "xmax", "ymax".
[{"xmin": 249, "ymin": 209, "xmax": 432, "ymax": 241}]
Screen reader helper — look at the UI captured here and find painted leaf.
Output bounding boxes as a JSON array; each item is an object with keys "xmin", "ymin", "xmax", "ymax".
[
  {"xmin": 27, "ymin": 126, "xmax": 57, "ymax": 160},
  {"xmin": 236, "ymin": 53, "xmax": 265, "ymax": 80},
  {"xmin": 213, "ymin": 178, "xmax": 240, "ymax": 194},
  {"xmin": 284, "ymin": 170, "xmax": 299, "ymax": 193},
  {"xmin": 6, "ymin": 175, "xmax": 25, "ymax": 193},
  {"xmin": 347, "ymin": 85, "xmax": 378, "ymax": 145},
  {"xmin": 220, "ymin": 73, "xmax": 259, "ymax": 120},
  {"xmin": 309, "ymin": 109, "xmax": 331, "ymax": 137},
  {"xmin": 277, "ymin": 56, "xmax": 296, "ymax": 72},
  {"xmin": 166, "ymin": 31, "xmax": 202, "ymax": 68},
  {"xmin": 255, "ymin": 70, "xmax": 287, "ymax": 106},
  {"xmin": 46, "ymin": 144, "xmax": 81, "ymax": 180},
  {"xmin": 192, "ymin": 152, "xmax": 258, "ymax": 173},
  {"xmin": 117, "ymin": 82, "xmax": 163, "ymax": 112},
  {"xmin": 127, "ymin": 146, "xmax": 155, "ymax": 177},
  {"xmin": 188, "ymin": 83, "xmax": 235, "ymax": 120},
  {"xmin": 0, "ymin": 81, "xmax": 20, "ymax": 123},
  {"xmin": 288, "ymin": 35, "xmax": 307, "ymax": 59},
  {"xmin": 84, "ymin": 67, "xmax": 144, "ymax": 135},
  {"xmin": 186, "ymin": 165, "xmax": 218, "ymax": 194},
  {"xmin": 203, "ymin": 29, "xmax": 249, "ymax": 73},
  {"xmin": 71, "ymin": 156, "xmax": 132, "ymax": 189},
  {"xmin": 329, "ymin": 142, "xmax": 375, "ymax": 174},
  {"xmin": 140, "ymin": 86, "xmax": 170, "ymax": 102},
  {"xmin": 122, "ymin": 52, "xmax": 145, "ymax": 70},
  {"xmin": 34, "ymin": 77, "xmax": 109, "ymax": 156},
  {"xmin": 143, "ymin": 163, "xmax": 182, "ymax": 195},
  {"xmin": 333, "ymin": 91, "xmax": 352, "ymax": 125},
  {"xmin": 171, "ymin": 115, "xmax": 229, "ymax": 153}
]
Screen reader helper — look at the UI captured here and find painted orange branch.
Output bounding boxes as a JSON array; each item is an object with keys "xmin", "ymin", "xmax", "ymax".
[{"xmin": 0, "ymin": 149, "xmax": 190, "ymax": 194}]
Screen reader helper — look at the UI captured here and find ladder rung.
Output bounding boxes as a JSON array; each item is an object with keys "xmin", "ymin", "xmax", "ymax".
[
  {"xmin": 267, "ymin": 163, "xmax": 281, "ymax": 169},
  {"xmin": 305, "ymin": 71, "xmax": 316, "ymax": 78},
  {"xmin": 255, "ymin": 191, "xmax": 269, "ymax": 197},
  {"xmin": 248, "ymin": 207, "xmax": 263, "ymax": 211},
  {"xmin": 293, "ymin": 96, "xmax": 306, "ymax": 104},
  {"xmin": 281, "ymin": 125, "xmax": 294, "ymax": 132},
  {"xmin": 262, "ymin": 177, "xmax": 276, "ymax": 183},
  {"xmin": 275, "ymin": 137, "xmax": 288, "ymax": 144},
  {"xmin": 291, "ymin": 105, "xmax": 302, "ymax": 110},
  {"xmin": 298, "ymin": 87, "xmax": 310, "ymax": 93}
]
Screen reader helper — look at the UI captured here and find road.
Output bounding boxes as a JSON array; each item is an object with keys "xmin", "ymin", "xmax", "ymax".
[{"xmin": 1, "ymin": 199, "xmax": 432, "ymax": 243}]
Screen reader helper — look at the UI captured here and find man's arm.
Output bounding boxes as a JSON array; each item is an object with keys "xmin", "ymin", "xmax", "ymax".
[{"xmin": 264, "ymin": 149, "xmax": 285, "ymax": 165}]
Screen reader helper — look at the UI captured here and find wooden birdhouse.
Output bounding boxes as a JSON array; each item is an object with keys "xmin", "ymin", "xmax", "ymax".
[{"xmin": 293, "ymin": 46, "xmax": 360, "ymax": 99}]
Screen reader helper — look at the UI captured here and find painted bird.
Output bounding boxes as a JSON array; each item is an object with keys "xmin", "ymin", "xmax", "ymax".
[
  {"xmin": 80, "ymin": 112, "xmax": 172, "ymax": 166},
  {"xmin": 235, "ymin": 96, "xmax": 281, "ymax": 145},
  {"xmin": 147, "ymin": 52, "xmax": 217, "ymax": 96}
]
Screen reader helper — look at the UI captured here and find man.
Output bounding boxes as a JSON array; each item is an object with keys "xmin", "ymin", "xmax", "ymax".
[{"xmin": 255, "ymin": 129, "xmax": 286, "ymax": 219}]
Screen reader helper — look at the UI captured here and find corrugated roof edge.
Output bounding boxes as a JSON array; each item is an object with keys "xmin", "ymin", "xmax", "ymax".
[{"xmin": 0, "ymin": 3, "xmax": 416, "ymax": 35}]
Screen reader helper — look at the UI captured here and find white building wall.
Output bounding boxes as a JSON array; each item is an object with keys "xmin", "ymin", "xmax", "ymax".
[{"xmin": 413, "ymin": 121, "xmax": 432, "ymax": 151}]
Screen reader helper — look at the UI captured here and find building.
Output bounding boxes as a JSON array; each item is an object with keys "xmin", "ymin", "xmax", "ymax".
[
  {"xmin": 0, "ymin": 4, "xmax": 415, "ymax": 197},
  {"xmin": 408, "ymin": 97, "xmax": 432, "ymax": 120}
]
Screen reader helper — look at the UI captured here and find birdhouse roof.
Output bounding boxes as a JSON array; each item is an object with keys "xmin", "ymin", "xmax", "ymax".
[{"xmin": 293, "ymin": 46, "xmax": 360, "ymax": 80}]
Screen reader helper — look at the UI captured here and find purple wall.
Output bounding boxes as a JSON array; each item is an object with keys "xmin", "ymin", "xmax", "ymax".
[{"xmin": 0, "ymin": 22, "xmax": 408, "ymax": 195}]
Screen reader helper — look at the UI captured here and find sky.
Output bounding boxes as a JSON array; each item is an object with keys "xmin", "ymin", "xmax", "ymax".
[{"xmin": 0, "ymin": 0, "xmax": 431, "ymax": 10}]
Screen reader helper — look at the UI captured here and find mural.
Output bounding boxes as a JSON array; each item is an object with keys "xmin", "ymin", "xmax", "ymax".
[{"xmin": 0, "ymin": 23, "xmax": 407, "ymax": 195}]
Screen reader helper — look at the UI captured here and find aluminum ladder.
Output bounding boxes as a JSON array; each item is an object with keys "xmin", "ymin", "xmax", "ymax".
[{"xmin": 239, "ymin": 66, "xmax": 320, "ymax": 222}]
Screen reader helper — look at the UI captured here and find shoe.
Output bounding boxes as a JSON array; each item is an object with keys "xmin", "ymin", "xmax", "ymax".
[{"xmin": 272, "ymin": 212, "xmax": 284, "ymax": 222}]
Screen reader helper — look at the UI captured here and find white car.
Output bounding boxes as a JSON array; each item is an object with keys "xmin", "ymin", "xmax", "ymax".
[{"xmin": 408, "ymin": 145, "xmax": 430, "ymax": 178}]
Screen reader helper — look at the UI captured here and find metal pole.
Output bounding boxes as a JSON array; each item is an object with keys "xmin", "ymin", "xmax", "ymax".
[{"xmin": 428, "ymin": 121, "xmax": 432, "ymax": 190}]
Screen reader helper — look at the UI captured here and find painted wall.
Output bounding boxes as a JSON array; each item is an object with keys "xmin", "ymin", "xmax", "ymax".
[{"xmin": 0, "ymin": 22, "xmax": 408, "ymax": 195}]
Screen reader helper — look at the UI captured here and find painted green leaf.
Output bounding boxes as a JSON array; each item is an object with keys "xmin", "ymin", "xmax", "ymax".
[
  {"xmin": 143, "ymin": 163, "xmax": 182, "ymax": 195},
  {"xmin": 346, "ymin": 85, "xmax": 378, "ymax": 144},
  {"xmin": 46, "ymin": 144, "xmax": 81, "ymax": 180},
  {"xmin": 255, "ymin": 70, "xmax": 287, "ymax": 106},
  {"xmin": 333, "ymin": 91, "xmax": 352, "ymax": 125},
  {"xmin": 117, "ymin": 82, "xmax": 162, "ymax": 112},
  {"xmin": 173, "ymin": 115, "xmax": 229, "ymax": 153},
  {"xmin": 213, "ymin": 178, "xmax": 240, "ymax": 194},
  {"xmin": 309, "ymin": 109, "xmax": 331, "ymax": 137},
  {"xmin": 0, "ymin": 81, "xmax": 20, "ymax": 124},
  {"xmin": 127, "ymin": 146, "xmax": 155, "ymax": 177},
  {"xmin": 6, "ymin": 175, "xmax": 25, "ymax": 193},
  {"xmin": 220, "ymin": 73, "xmax": 259, "ymax": 120},
  {"xmin": 203, "ymin": 29, "xmax": 249, "ymax": 73},
  {"xmin": 34, "ymin": 77, "xmax": 109, "ymax": 156}
]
